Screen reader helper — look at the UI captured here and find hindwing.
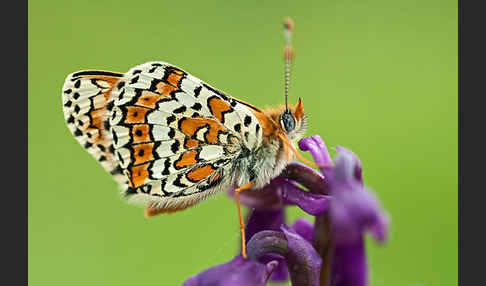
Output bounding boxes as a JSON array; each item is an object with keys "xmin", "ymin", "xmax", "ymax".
[
  {"xmin": 105, "ymin": 62, "xmax": 263, "ymax": 211},
  {"xmin": 61, "ymin": 70, "xmax": 128, "ymax": 186}
]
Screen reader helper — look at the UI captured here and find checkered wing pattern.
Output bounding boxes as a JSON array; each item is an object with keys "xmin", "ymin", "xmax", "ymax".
[{"xmin": 105, "ymin": 62, "xmax": 263, "ymax": 211}]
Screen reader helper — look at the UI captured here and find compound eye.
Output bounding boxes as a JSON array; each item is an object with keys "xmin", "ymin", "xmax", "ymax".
[{"xmin": 281, "ymin": 111, "xmax": 296, "ymax": 133}]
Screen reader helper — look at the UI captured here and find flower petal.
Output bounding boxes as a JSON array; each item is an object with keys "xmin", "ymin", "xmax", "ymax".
[
  {"xmin": 291, "ymin": 218, "xmax": 315, "ymax": 242},
  {"xmin": 246, "ymin": 208, "xmax": 285, "ymax": 244},
  {"xmin": 298, "ymin": 135, "xmax": 333, "ymax": 175},
  {"xmin": 247, "ymin": 225, "xmax": 322, "ymax": 286},
  {"xmin": 336, "ymin": 146, "xmax": 363, "ymax": 184},
  {"xmin": 246, "ymin": 227, "xmax": 322, "ymax": 286},
  {"xmin": 330, "ymin": 150, "xmax": 389, "ymax": 244},
  {"xmin": 226, "ymin": 181, "xmax": 283, "ymax": 210},
  {"xmin": 296, "ymin": 136, "xmax": 390, "ymax": 286},
  {"xmin": 281, "ymin": 225, "xmax": 322, "ymax": 286},
  {"xmin": 257, "ymin": 253, "xmax": 289, "ymax": 282},
  {"xmin": 331, "ymin": 239, "xmax": 368, "ymax": 286},
  {"xmin": 245, "ymin": 208, "xmax": 289, "ymax": 282},
  {"xmin": 280, "ymin": 178, "xmax": 330, "ymax": 216},
  {"xmin": 183, "ymin": 255, "xmax": 278, "ymax": 286},
  {"xmin": 282, "ymin": 162, "xmax": 330, "ymax": 194}
]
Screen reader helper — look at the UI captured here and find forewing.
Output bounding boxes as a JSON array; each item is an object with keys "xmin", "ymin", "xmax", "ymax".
[{"xmin": 107, "ymin": 62, "xmax": 259, "ymax": 211}]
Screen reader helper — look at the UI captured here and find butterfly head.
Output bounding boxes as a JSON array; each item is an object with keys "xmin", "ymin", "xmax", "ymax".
[{"xmin": 267, "ymin": 97, "xmax": 307, "ymax": 142}]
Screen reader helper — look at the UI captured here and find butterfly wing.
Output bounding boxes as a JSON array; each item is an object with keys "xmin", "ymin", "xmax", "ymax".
[
  {"xmin": 107, "ymin": 62, "xmax": 264, "ymax": 212},
  {"xmin": 62, "ymin": 70, "xmax": 128, "ymax": 187}
]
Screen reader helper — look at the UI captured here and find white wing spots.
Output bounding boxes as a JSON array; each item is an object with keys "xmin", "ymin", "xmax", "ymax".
[
  {"xmin": 132, "ymin": 73, "xmax": 154, "ymax": 89},
  {"xmin": 147, "ymin": 109, "xmax": 173, "ymax": 125},
  {"xmin": 129, "ymin": 62, "xmax": 166, "ymax": 79},
  {"xmin": 180, "ymin": 77, "xmax": 198, "ymax": 96},
  {"xmin": 174, "ymin": 92, "xmax": 197, "ymax": 111},
  {"xmin": 199, "ymin": 145, "xmax": 224, "ymax": 161},
  {"xmin": 151, "ymin": 126, "xmax": 187, "ymax": 142},
  {"xmin": 72, "ymin": 97, "xmax": 93, "ymax": 115},
  {"xmin": 123, "ymin": 68, "xmax": 154, "ymax": 90},
  {"xmin": 155, "ymin": 140, "xmax": 180, "ymax": 158},
  {"xmin": 145, "ymin": 180, "xmax": 163, "ymax": 196},
  {"xmin": 164, "ymin": 174, "xmax": 190, "ymax": 193},
  {"xmin": 150, "ymin": 158, "xmax": 172, "ymax": 179},
  {"xmin": 96, "ymin": 80, "xmax": 111, "ymax": 89},
  {"xmin": 85, "ymin": 128, "xmax": 100, "ymax": 141},
  {"xmin": 156, "ymin": 100, "xmax": 185, "ymax": 114},
  {"xmin": 74, "ymin": 114, "xmax": 91, "ymax": 129},
  {"xmin": 111, "ymin": 125, "xmax": 130, "ymax": 148},
  {"xmin": 109, "ymin": 106, "xmax": 124, "ymax": 125},
  {"xmin": 218, "ymin": 133, "xmax": 229, "ymax": 145},
  {"xmin": 92, "ymin": 94, "xmax": 106, "ymax": 109},
  {"xmin": 115, "ymin": 147, "xmax": 131, "ymax": 169},
  {"xmin": 195, "ymin": 126, "xmax": 209, "ymax": 142},
  {"xmin": 148, "ymin": 66, "xmax": 166, "ymax": 79},
  {"xmin": 112, "ymin": 86, "xmax": 137, "ymax": 106},
  {"xmin": 220, "ymin": 111, "xmax": 241, "ymax": 133},
  {"xmin": 152, "ymin": 125, "xmax": 174, "ymax": 141}
]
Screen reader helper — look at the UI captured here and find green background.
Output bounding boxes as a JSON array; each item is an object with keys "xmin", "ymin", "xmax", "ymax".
[{"xmin": 29, "ymin": 0, "xmax": 457, "ymax": 285}]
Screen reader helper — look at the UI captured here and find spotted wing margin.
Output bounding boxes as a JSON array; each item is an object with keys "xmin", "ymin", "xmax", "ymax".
[
  {"xmin": 62, "ymin": 70, "xmax": 127, "ymax": 186},
  {"xmin": 107, "ymin": 62, "xmax": 258, "ymax": 213}
]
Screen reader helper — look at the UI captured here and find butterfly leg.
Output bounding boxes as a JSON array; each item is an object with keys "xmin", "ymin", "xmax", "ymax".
[{"xmin": 234, "ymin": 181, "xmax": 254, "ymax": 259}]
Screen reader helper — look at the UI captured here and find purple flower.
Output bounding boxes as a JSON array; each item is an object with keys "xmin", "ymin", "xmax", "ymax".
[
  {"xmin": 227, "ymin": 177, "xmax": 330, "ymax": 216},
  {"xmin": 183, "ymin": 135, "xmax": 389, "ymax": 286},
  {"xmin": 329, "ymin": 150, "xmax": 389, "ymax": 286},
  {"xmin": 291, "ymin": 218, "xmax": 315, "ymax": 242},
  {"xmin": 229, "ymin": 177, "xmax": 329, "ymax": 282},
  {"xmin": 183, "ymin": 255, "xmax": 278, "ymax": 286},
  {"xmin": 329, "ymin": 148, "xmax": 388, "ymax": 245},
  {"xmin": 299, "ymin": 136, "xmax": 389, "ymax": 286},
  {"xmin": 246, "ymin": 224, "xmax": 322, "ymax": 286},
  {"xmin": 183, "ymin": 222, "xmax": 321, "ymax": 286}
]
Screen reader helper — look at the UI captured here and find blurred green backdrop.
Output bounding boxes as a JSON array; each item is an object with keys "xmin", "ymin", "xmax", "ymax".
[{"xmin": 29, "ymin": 0, "xmax": 457, "ymax": 285}]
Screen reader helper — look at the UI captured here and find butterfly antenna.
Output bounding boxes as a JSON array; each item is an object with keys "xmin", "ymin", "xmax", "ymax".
[{"xmin": 283, "ymin": 17, "xmax": 294, "ymax": 112}]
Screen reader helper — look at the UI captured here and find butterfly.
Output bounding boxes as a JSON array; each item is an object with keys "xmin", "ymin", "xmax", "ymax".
[{"xmin": 61, "ymin": 18, "xmax": 312, "ymax": 258}]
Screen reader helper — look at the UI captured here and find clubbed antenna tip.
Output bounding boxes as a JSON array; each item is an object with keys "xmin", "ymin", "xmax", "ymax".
[{"xmin": 283, "ymin": 17, "xmax": 295, "ymax": 111}]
